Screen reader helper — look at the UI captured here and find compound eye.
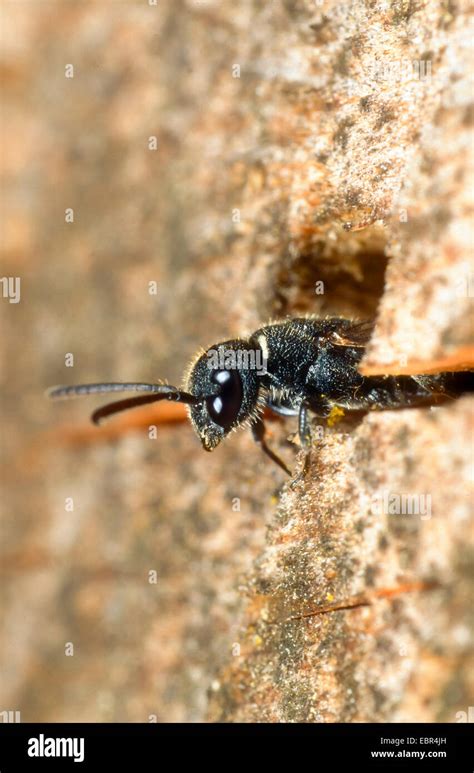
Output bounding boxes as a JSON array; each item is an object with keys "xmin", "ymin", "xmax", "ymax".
[{"xmin": 206, "ymin": 369, "xmax": 243, "ymax": 429}]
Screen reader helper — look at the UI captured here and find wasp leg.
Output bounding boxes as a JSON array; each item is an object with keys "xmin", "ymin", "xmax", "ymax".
[
  {"xmin": 307, "ymin": 395, "xmax": 334, "ymax": 418},
  {"xmin": 265, "ymin": 396, "xmax": 298, "ymax": 417},
  {"xmin": 287, "ymin": 403, "xmax": 313, "ymax": 488},
  {"xmin": 289, "ymin": 452, "xmax": 312, "ymax": 489},
  {"xmin": 298, "ymin": 395, "xmax": 337, "ymax": 445},
  {"xmin": 298, "ymin": 403, "xmax": 312, "ymax": 447},
  {"xmin": 251, "ymin": 417, "xmax": 292, "ymax": 476}
]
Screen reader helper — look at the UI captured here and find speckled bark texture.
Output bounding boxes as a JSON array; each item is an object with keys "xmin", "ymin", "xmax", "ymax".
[
  {"xmin": 208, "ymin": 400, "xmax": 473, "ymax": 722},
  {"xmin": 1, "ymin": 1, "xmax": 472, "ymax": 723}
]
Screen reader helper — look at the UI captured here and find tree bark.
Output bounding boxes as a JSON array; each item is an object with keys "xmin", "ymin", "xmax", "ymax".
[{"xmin": 2, "ymin": 0, "xmax": 472, "ymax": 722}]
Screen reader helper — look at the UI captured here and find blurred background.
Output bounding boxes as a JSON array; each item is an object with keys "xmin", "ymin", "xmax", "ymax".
[
  {"xmin": 1, "ymin": 1, "xmax": 472, "ymax": 722},
  {"xmin": 2, "ymin": 1, "xmax": 279, "ymax": 722}
]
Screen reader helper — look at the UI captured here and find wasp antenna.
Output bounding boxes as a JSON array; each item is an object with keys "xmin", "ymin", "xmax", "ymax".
[
  {"xmin": 47, "ymin": 382, "xmax": 181, "ymax": 400},
  {"xmin": 92, "ymin": 394, "xmax": 166, "ymax": 425},
  {"xmin": 47, "ymin": 382, "xmax": 202, "ymax": 424},
  {"xmin": 91, "ymin": 390, "xmax": 201, "ymax": 425}
]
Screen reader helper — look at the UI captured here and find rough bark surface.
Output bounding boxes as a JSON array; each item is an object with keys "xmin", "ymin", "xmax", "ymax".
[{"xmin": 1, "ymin": 1, "xmax": 472, "ymax": 722}]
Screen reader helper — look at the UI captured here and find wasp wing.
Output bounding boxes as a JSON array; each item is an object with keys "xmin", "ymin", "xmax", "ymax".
[{"xmin": 328, "ymin": 319, "xmax": 375, "ymax": 349}]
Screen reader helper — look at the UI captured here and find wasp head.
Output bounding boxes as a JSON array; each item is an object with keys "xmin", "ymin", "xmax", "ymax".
[{"xmin": 184, "ymin": 339, "xmax": 265, "ymax": 451}]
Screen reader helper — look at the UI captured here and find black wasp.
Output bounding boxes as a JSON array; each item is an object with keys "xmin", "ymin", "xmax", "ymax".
[{"xmin": 49, "ymin": 317, "xmax": 473, "ymax": 475}]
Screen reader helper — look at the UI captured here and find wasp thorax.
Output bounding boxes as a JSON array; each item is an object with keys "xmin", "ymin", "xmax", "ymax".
[{"xmin": 185, "ymin": 340, "xmax": 264, "ymax": 451}]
